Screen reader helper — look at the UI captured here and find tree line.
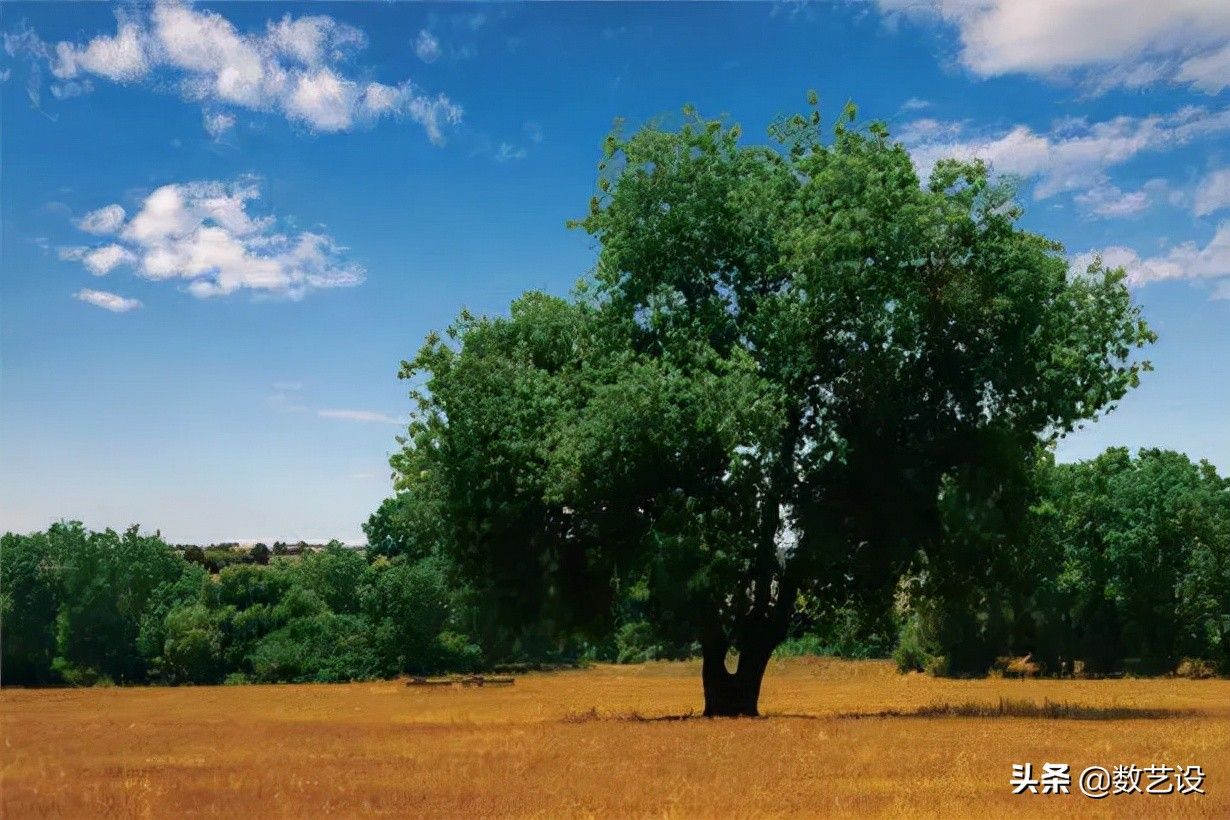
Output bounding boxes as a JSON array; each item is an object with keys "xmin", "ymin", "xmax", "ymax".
[
  {"xmin": 0, "ymin": 524, "xmax": 482, "ymax": 686},
  {"xmin": 5, "ymin": 443, "xmax": 1223, "ymax": 689}
]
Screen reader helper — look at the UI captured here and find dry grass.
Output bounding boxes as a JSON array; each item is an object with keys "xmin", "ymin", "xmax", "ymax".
[{"xmin": 3, "ymin": 657, "xmax": 1228, "ymax": 818}]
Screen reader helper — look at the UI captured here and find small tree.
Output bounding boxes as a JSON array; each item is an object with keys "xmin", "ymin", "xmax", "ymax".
[{"xmin": 393, "ymin": 98, "xmax": 1154, "ymax": 715}]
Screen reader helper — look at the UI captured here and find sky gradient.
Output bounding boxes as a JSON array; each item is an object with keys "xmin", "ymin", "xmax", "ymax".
[{"xmin": 2, "ymin": 1, "xmax": 1227, "ymax": 543}]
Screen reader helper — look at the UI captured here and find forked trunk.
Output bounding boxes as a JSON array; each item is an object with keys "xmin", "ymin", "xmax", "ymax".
[{"xmin": 701, "ymin": 640, "xmax": 773, "ymax": 717}]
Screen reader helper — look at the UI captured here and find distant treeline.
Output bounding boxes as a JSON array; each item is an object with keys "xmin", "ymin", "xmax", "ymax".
[
  {"xmin": 2, "ymin": 446, "xmax": 1227, "ymax": 687},
  {"xmin": 0, "ymin": 524, "xmax": 657, "ymax": 687},
  {"xmin": 171, "ymin": 541, "xmax": 360, "ymax": 574}
]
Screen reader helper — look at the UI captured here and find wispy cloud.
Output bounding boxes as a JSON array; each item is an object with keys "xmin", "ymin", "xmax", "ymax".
[
  {"xmin": 494, "ymin": 142, "xmax": 527, "ymax": 162},
  {"xmin": 414, "ymin": 30, "xmax": 441, "ymax": 63},
  {"xmin": 1072, "ymin": 222, "xmax": 1230, "ymax": 298},
  {"xmin": 60, "ymin": 179, "xmax": 364, "ymax": 301},
  {"xmin": 203, "ymin": 111, "xmax": 236, "ymax": 139},
  {"xmin": 317, "ymin": 409, "xmax": 402, "ymax": 425},
  {"xmin": 6, "ymin": 1, "xmax": 462, "ymax": 141},
  {"xmin": 901, "ymin": 105, "xmax": 1230, "ymax": 200},
  {"xmin": 1194, "ymin": 168, "xmax": 1230, "ymax": 217},
  {"xmin": 75, "ymin": 288, "xmax": 141, "ymax": 312}
]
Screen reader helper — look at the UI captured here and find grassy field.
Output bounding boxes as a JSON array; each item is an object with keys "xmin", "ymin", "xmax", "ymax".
[{"xmin": 3, "ymin": 657, "xmax": 1228, "ymax": 818}]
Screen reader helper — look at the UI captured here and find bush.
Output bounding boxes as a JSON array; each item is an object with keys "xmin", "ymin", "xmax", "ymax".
[
  {"xmin": 434, "ymin": 630, "xmax": 484, "ymax": 672},
  {"xmin": 893, "ymin": 615, "xmax": 939, "ymax": 673},
  {"xmin": 773, "ymin": 635, "xmax": 827, "ymax": 658},
  {"xmin": 247, "ymin": 614, "xmax": 380, "ymax": 683},
  {"xmin": 615, "ymin": 621, "xmax": 662, "ymax": 664},
  {"xmin": 159, "ymin": 603, "xmax": 226, "ymax": 684}
]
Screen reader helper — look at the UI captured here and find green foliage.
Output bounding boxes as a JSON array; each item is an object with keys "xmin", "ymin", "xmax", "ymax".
[
  {"xmin": 364, "ymin": 493, "xmax": 443, "ymax": 563},
  {"xmin": 51, "ymin": 523, "xmax": 187, "ymax": 683},
  {"xmin": 1, "ymin": 523, "xmax": 487, "ymax": 686},
  {"xmin": 893, "ymin": 614, "xmax": 940, "ymax": 673},
  {"xmin": 289, "ymin": 544, "xmax": 367, "ymax": 615},
  {"xmin": 159, "ymin": 603, "xmax": 227, "ymax": 684},
  {"xmin": 217, "ymin": 563, "xmax": 291, "ymax": 610},
  {"xmin": 247, "ymin": 614, "xmax": 380, "ymax": 683},
  {"xmin": 1045, "ymin": 448, "xmax": 1230, "ymax": 673},
  {"xmin": 363, "ymin": 558, "xmax": 451, "ymax": 674},
  {"xmin": 780, "ymin": 603, "xmax": 896, "ymax": 660},
  {"xmin": 1, "ymin": 531, "xmax": 60, "ymax": 684}
]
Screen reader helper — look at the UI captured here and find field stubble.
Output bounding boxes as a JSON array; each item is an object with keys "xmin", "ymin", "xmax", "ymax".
[{"xmin": 3, "ymin": 657, "xmax": 1228, "ymax": 818}]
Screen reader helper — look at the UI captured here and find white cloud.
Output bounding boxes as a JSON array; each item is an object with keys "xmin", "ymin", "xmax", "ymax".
[
  {"xmin": 1193, "ymin": 168, "xmax": 1230, "ymax": 217},
  {"xmin": 75, "ymin": 288, "xmax": 141, "ymax": 312},
  {"xmin": 84, "ymin": 244, "xmax": 136, "ymax": 275},
  {"xmin": 901, "ymin": 97, "xmax": 930, "ymax": 111},
  {"xmin": 53, "ymin": 22, "xmax": 150, "ymax": 82},
  {"xmin": 1071, "ymin": 222, "xmax": 1230, "ymax": 297},
  {"xmin": 902, "ymin": 106, "xmax": 1230, "ymax": 200},
  {"xmin": 317, "ymin": 409, "xmax": 401, "ymax": 425},
  {"xmin": 58, "ymin": 244, "xmax": 136, "ymax": 275},
  {"xmin": 1073, "ymin": 183, "xmax": 1150, "ymax": 219},
  {"xmin": 415, "ymin": 30, "xmax": 441, "ymax": 63},
  {"xmin": 523, "ymin": 121, "xmax": 544, "ymax": 143},
  {"xmin": 878, "ymin": 0, "xmax": 1230, "ymax": 94},
  {"xmin": 76, "ymin": 204, "xmax": 126, "ymax": 234},
  {"xmin": 34, "ymin": 1, "xmax": 461, "ymax": 141},
  {"xmin": 203, "ymin": 110, "xmax": 236, "ymax": 138},
  {"xmin": 61, "ymin": 179, "xmax": 364, "ymax": 300}
]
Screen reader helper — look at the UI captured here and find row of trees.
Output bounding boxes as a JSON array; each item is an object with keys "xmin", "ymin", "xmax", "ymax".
[
  {"xmin": 890, "ymin": 448, "xmax": 1230, "ymax": 677},
  {"xmin": 4, "ymin": 445, "xmax": 1225, "ymax": 688},
  {"xmin": 0, "ymin": 519, "xmax": 681, "ymax": 687},
  {"xmin": 0, "ymin": 524, "xmax": 484, "ymax": 686}
]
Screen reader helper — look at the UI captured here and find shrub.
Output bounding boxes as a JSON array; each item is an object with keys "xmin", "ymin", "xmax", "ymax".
[
  {"xmin": 248, "ymin": 614, "xmax": 380, "ymax": 683},
  {"xmin": 893, "ymin": 615, "xmax": 939, "ymax": 673}
]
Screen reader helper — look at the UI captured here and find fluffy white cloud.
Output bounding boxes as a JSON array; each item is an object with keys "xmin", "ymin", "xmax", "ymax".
[
  {"xmin": 85, "ymin": 244, "xmax": 136, "ymax": 275},
  {"xmin": 317, "ymin": 409, "xmax": 401, "ymax": 425},
  {"xmin": 53, "ymin": 22, "xmax": 150, "ymax": 82},
  {"xmin": 902, "ymin": 106, "xmax": 1230, "ymax": 200},
  {"xmin": 76, "ymin": 204, "xmax": 126, "ymax": 234},
  {"xmin": 878, "ymin": 0, "xmax": 1230, "ymax": 94},
  {"xmin": 58, "ymin": 244, "xmax": 136, "ymax": 275},
  {"xmin": 1193, "ymin": 168, "xmax": 1230, "ymax": 217},
  {"xmin": 61, "ymin": 179, "xmax": 364, "ymax": 300},
  {"xmin": 75, "ymin": 288, "xmax": 141, "ymax": 312},
  {"xmin": 1071, "ymin": 222, "xmax": 1230, "ymax": 297},
  {"xmin": 41, "ymin": 1, "xmax": 461, "ymax": 141},
  {"xmin": 415, "ymin": 30, "xmax": 441, "ymax": 63}
]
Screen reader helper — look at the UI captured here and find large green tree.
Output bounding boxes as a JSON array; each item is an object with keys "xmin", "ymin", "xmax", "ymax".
[{"xmin": 392, "ymin": 98, "xmax": 1154, "ymax": 715}]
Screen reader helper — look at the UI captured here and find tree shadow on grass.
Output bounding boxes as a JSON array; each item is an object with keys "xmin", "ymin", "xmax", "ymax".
[
  {"xmin": 561, "ymin": 699, "xmax": 1199, "ymax": 723},
  {"xmin": 835, "ymin": 698, "xmax": 1199, "ymax": 721}
]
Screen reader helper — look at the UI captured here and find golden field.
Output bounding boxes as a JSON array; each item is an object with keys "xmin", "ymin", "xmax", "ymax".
[{"xmin": 3, "ymin": 657, "xmax": 1228, "ymax": 818}]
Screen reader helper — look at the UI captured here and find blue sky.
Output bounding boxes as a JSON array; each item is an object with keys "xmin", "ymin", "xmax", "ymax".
[{"xmin": 2, "ymin": 1, "xmax": 1227, "ymax": 543}]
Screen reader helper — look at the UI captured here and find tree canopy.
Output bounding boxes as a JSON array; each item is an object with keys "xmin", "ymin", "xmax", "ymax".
[{"xmin": 392, "ymin": 97, "xmax": 1155, "ymax": 715}]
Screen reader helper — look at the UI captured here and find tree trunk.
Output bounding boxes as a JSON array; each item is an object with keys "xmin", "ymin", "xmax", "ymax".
[{"xmin": 701, "ymin": 640, "xmax": 773, "ymax": 717}]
